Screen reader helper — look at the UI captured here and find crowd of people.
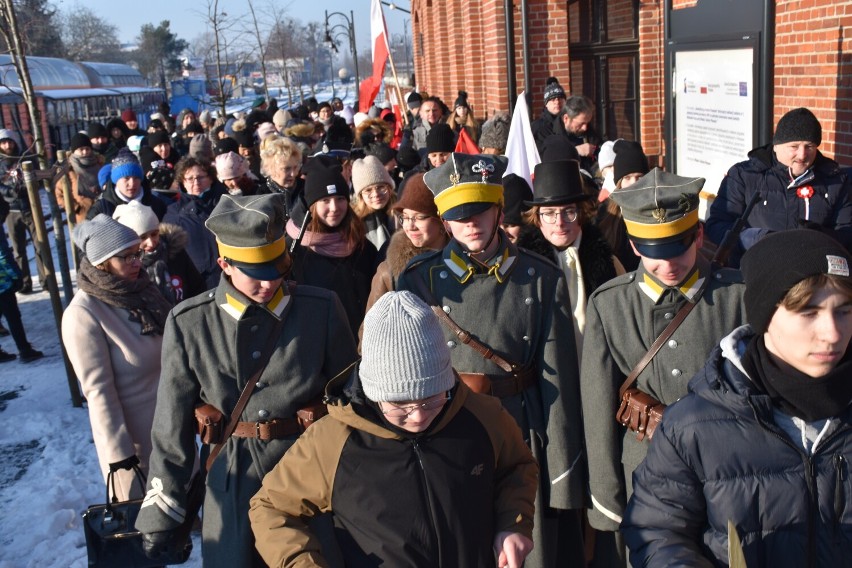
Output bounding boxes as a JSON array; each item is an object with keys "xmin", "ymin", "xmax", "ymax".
[{"xmin": 1, "ymin": 78, "xmax": 851, "ymax": 568}]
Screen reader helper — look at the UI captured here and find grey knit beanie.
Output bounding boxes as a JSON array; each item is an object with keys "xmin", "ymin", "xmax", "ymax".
[
  {"xmin": 360, "ymin": 291, "xmax": 456, "ymax": 402},
  {"xmin": 74, "ymin": 214, "xmax": 141, "ymax": 265},
  {"xmin": 352, "ymin": 155, "xmax": 394, "ymax": 198}
]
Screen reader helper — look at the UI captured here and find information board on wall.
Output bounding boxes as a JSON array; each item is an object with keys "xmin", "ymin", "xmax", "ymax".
[{"xmin": 674, "ymin": 48, "xmax": 754, "ymax": 205}]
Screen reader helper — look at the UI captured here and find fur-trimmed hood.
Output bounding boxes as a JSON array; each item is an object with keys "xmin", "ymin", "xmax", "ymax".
[
  {"xmin": 355, "ymin": 118, "xmax": 393, "ymax": 147},
  {"xmin": 385, "ymin": 228, "xmax": 449, "ymax": 280},
  {"xmin": 158, "ymin": 222, "xmax": 189, "ymax": 260}
]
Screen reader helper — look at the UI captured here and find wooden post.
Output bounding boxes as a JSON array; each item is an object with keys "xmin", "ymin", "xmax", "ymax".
[
  {"xmin": 57, "ymin": 150, "xmax": 78, "ymax": 270},
  {"xmin": 40, "ymin": 156, "xmax": 74, "ymax": 307},
  {"xmin": 22, "ymin": 162, "xmax": 82, "ymax": 407}
]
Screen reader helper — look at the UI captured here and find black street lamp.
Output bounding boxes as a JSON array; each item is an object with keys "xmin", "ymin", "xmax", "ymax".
[{"xmin": 324, "ymin": 10, "xmax": 360, "ymax": 95}]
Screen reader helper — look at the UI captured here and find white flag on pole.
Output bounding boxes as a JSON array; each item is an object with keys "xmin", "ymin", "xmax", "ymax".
[{"xmin": 503, "ymin": 91, "xmax": 541, "ymax": 191}]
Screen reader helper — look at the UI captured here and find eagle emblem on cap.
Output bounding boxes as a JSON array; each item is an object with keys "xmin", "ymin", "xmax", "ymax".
[
  {"xmin": 652, "ymin": 207, "xmax": 667, "ymax": 223},
  {"xmin": 471, "ymin": 160, "xmax": 495, "ymax": 183}
]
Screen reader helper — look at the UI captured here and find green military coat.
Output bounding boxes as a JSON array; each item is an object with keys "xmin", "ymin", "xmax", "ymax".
[
  {"xmin": 580, "ymin": 255, "xmax": 746, "ymax": 531},
  {"xmin": 397, "ymin": 235, "xmax": 585, "ymax": 568},
  {"xmin": 135, "ymin": 276, "xmax": 356, "ymax": 567}
]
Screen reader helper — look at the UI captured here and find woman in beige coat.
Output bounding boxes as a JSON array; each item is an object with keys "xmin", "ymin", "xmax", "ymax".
[{"xmin": 62, "ymin": 214, "xmax": 171, "ymax": 500}]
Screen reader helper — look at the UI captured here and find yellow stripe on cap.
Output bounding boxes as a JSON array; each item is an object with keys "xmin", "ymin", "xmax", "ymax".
[
  {"xmin": 433, "ymin": 183, "xmax": 503, "ymax": 216},
  {"xmin": 217, "ymin": 235, "xmax": 286, "ymax": 263},
  {"xmin": 623, "ymin": 209, "xmax": 699, "ymax": 240}
]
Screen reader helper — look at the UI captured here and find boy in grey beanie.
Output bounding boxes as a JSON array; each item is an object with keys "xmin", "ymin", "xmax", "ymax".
[{"xmin": 251, "ymin": 290, "xmax": 538, "ymax": 567}]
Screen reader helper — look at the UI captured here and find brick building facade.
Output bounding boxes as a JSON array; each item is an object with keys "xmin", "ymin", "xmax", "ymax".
[{"xmin": 409, "ymin": 0, "xmax": 851, "ymax": 169}]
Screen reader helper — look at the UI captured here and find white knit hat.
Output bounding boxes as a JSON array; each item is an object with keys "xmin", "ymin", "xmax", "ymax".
[
  {"xmin": 74, "ymin": 214, "xmax": 141, "ymax": 265},
  {"xmin": 352, "ymin": 155, "xmax": 394, "ymax": 197},
  {"xmin": 360, "ymin": 291, "xmax": 456, "ymax": 402},
  {"xmin": 215, "ymin": 151, "xmax": 248, "ymax": 181},
  {"xmin": 113, "ymin": 201, "xmax": 159, "ymax": 237},
  {"xmin": 597, "ymin": 140, "xmax": 618, "ymax": 170}
]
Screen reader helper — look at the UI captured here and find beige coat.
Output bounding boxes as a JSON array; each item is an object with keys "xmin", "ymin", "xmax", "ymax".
[{"xmin": 62, "ymin": 290, "xmax": 162, "ymax": 500}]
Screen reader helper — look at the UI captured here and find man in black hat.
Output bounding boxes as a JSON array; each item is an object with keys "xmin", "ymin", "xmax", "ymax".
[
  {"xmin": 136, "ymin": 193, "xmax": 356, "ymax": 568},
  {"xmin": 706, "ymin": 107, "xmax": 852, "ymax": 267},
  {"xmin": 580, "ymin": 168, "xmax": 746, "ymax": 566},
  {"xmin": 396, "ymin": 153, "xmax": 586, "ymax": 568}
]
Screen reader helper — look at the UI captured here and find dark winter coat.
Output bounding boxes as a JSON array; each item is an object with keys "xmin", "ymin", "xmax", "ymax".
[
  {"xmin": 162, "ymin": 186, "xmax": 227, "ymax": 289},
  {"xmin": 623, "ymin": 325, "xmax": 852, "ymax": 568},
  {"xmin": 289, "ymin": 240, "xmax": 378, "ymax": 339},
  {"xmin": 135, "ymin": 277, "xmax": 357, "ymax": 568},
  {"xmin": 396, "ymin": 233, "xmax": 584, "ymax": 568},
  {"xmin": 141, "ymin": 222, "xmax": 207, "ymax": 303},
  {"xmin": 266, "ymin": 177, "xmax": 307, "ymax": 226},
  {"xmin": 531, "ymin": 109, "xmax": 559, "ymax": 151},
  {"xmin": 516, "ymin": 222, "xmax": 620, "ymax": 300},
  {"xmin": 249, "ymin": 369, "xmax": 538, "ymax": 568},
  {"xmin": 580, "ymin": 255, "xmax": 746, "ymax": 531},
  {"xmin": 86, "ymin": 183, "xmax": 168, "ymax": 221},
  {"xmin": 706, "ymin": 146, "xmax": 852, "ymax": 266}
]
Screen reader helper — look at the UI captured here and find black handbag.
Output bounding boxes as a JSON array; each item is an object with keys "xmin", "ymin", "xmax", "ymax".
[{"xmin": 82, "ymin": 465, "xmax": 194, "ymax": 567}]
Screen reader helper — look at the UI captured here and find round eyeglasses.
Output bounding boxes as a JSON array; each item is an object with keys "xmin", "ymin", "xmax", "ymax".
[
  {"xmin": 396, "ymin": 214, "xmax": 432, "ymax": 225},
  {"xmin": 538, "ymin": 209, "xmax": 578, "ymax": 224},
  {"xmin": 380, "ymin": 392, "xmax": 452, "ymax": 418},
  {"xmin": 362, "ymin": 185, "xmax": 390, "ymax": 198},
  {"xmin": 115, "ymin": 250, "xmax": 144, "ymax": 265}
]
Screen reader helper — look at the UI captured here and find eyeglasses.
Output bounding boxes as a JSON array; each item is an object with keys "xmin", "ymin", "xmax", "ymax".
[
  {"xmin": 362, "ymin": 185, "xmax": 390, "ymax": 198},
  {"xmin": 538, "ymin": 209, "xmax": 578, "ymax": 224},
  {"xmin": 115, "ymin": 250, "xmax": 144, "ymax": 264},
  {"xmin": 380, "ymin": 392, "xmax": 452, "ymax": 418},
  {"xmin": 184, "ymin": 175, "xmax": 209, "ymax": 183},
  {"xmin": 396, "ymin": 214, "xmax": 432, "ymax": 225}
]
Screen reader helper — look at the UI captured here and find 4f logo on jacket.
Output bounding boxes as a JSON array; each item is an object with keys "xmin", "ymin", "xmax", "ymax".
[{"xmin": 470, "ymin": 463, "xmax": 484, "ymax": 476}]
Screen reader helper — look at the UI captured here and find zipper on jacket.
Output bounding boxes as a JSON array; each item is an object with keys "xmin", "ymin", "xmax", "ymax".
[
  {"xmin": 834, "ymin": 454, "xmax": 846, "ymax": 539},
  {"xmin": 411, "ymin": 439, "xmax": 442, "ymax": 563}
]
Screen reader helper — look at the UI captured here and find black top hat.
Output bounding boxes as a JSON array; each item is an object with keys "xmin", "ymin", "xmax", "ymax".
[{"xmin": 526, "ymin": 160, "xmax": 591, "ymax": 206}]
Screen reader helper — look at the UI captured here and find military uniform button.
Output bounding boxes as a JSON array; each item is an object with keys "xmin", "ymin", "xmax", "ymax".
[
  {"xmin": 251, "ymin": 325, "xmax": 259, "ymax": 332},
  {"xmin": 447, "ymin": 340, "xmax": 456, "ymax": 348},
  {"xmin": 528, "ymin": 267, "xmax": 535, "ymax": 276},
  {"xmin": 439, "ymin": 271, "xmax": 448, "ymax": 279},
  {"xmin": 667, "ymin": 339, "xmax": 678, "ymax": 349},
  {"xmin": 255, "ymin": 381, "xmax": 266, "ymax": 389},
  {"xmin": 257, "ymin": 409, "xmax": 270, "ymax": 419},
  {"xmin": 523, "ymin": 335, "xmax": 530, "ymax": 341},
  {"xmin": 524, "ymin": 297, "xmax": 533, "ymax": 305},
  {"xmin": 442, "ymin": 305, "xmax": 451, "ymax": 313},
  {"xmin": 208, "ymin": 292, "xmax": 214, "ymax": 298},
  {"xmin": 664, "ymin": 312, "xmax": 674, "ymax": 320},
  {"xmin": 628, "ymin": 274, "xmax": 635, "ymax": 281},
  {"xmin": 715, "ymin": 273, "xmax": 722, "ymax": 279},
  {"xmin": 252, "ymin": 350, "xmax": 261, "ymax": 359},
  {"xmin": 672, "ymin": 368, "xmax": 682, "ymax": 377}
]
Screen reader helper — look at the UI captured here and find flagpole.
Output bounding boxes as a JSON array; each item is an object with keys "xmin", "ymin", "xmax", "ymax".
[{"xmin": 384, "ymin": 33, "xmax": 409, "ymax": 127}]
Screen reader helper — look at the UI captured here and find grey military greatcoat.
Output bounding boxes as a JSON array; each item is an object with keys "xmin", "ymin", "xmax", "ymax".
[
  {"xmin": 135, "ymin": 276, "xmax": 357, "ymax": 567},
  {"xmin": 580, "ymin": 255, "xmax": 746, "ymax": 532}
]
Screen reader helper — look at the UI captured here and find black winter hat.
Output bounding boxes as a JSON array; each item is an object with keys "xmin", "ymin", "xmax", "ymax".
[
  {"xmin": 232, "ymin": 129, "xmax": 255, "ymax": 149},
  {"xmin": 147, "ymin": 130, "xmax": 171, "ymax": 148},
  {"xmin": 365, "ymin": 142, "xmax": 397, "ymax": 165},
  {"xmin": 407, "ymin": 91, "xmax": 423, "ymax": 110},
  {"xmin": 773, "ymin": 107, "xmax": 822, "ymax": 146},
  {"xmin": 396, "ymin": 144, "xmax": 421, "ymax": 171},
  {"xmin": 613, "ymin": 139, "xmax": 649, "ymax": 185},
  {"xmin": 741, "ymin": 229, "xmax": 850, "ymax": 333},
  {"xmin": 69, "ymin": 133, "xmax": 92, "ymax": 153},
  {"xmin": 87, "ymin": 122, "xmax": 108, "ymax": 139},
  {"xmin": 543, "ymin": 77, "xmax": 566, "ymax": 104},
  {"xmin": 502, "ymin": 174, "xmax": 533, "ymax": 225},
  {"xmin": 303, "ymin": 158, "xmax": 350, "ymax": 208},
  {"xmin": 454, "ymin": 91, "xmax": 469, "ymax": 109},
  {"xmin": 214, "ymin": 137, "xmax": 239, "ymax": 156},
  {"xmin": 426, "ymin": 123, "xmax": 456, "ymax": 153}
]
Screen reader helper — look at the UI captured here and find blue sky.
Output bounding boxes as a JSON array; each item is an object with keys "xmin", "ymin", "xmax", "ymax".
[{"xmin": 56, "ymin": 0, "xmax": 412, "ymax": 53}]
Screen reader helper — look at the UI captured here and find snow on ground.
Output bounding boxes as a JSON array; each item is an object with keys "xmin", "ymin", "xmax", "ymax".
[{"xmin": 0, "ymin": 228, "xmax": 202, "ymax": 568}]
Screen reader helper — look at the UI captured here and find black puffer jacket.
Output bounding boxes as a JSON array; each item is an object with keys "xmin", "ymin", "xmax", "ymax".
[
  {"xmin": 706, "ymin": 147, "xmax": 852, "ymax": 266},
  {"xmin": 623, "ymin": 325, "xmax": 852, "ymax": 568}
]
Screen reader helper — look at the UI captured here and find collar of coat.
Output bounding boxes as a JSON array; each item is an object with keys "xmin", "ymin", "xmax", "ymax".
[
  {"xmin": 442, "ymin": 233, "xmax": 517, "ymax": 284},
  {"xmin": 216, "ymin": 277, "xmax": 290, "ymax": 321},
  {"xmin": 637, "ymin": 254, "xmax": 710, "ymax": 304}
]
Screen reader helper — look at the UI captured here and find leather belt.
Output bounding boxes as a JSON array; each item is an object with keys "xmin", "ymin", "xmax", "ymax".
[
  {"xmin": 458, "ymin": 367, "xmax": 537, "ymax": 398},
  {"xmin": 232, "ymin": 418, "xmax": 302, "ymax": 440}
]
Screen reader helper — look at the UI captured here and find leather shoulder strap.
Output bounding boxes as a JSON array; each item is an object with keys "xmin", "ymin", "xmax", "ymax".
[
  {"xmin": 409, "ymin": 269, "xmax": 515, "ymax": 373},
  {"xmin": 205, "ymin": 282, "xmax": 295, "ymax": 471},
  {"xmin": 618, "ymin": 298, "xmax": 698, "ymax": 399}
]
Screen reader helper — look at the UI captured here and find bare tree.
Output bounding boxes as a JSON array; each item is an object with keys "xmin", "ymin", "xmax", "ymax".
[
  {"xmin": 60, "ymin": 5, "xmax": 123, "ymax": 63},
  {"xmin": 245, "ymin": 0, "xmax": 269, "ymax": 103}
]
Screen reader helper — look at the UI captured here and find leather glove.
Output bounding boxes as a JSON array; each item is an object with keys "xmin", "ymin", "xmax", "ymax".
[
  {"xmin": 142, "ymin": 530, "xmax": 176, "ymax": 561},
  {"xmin": 108, "ymin": 455, "xmax": 140, "ymax": 472}
]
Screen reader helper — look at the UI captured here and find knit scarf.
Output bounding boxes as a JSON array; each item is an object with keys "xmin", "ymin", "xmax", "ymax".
[
  {"xmin": 741, "ymin": 334, "xmax": 852, "ymax": 421},
  {"xmin": 285, "ymin": 219, "xmax": 356, "ymax": 258},
  {"xmin": 69, "ymin": 153, "xmax": 102, "ymax": 199},
  {"xmin": 77, "ymin": 258, "xmax": 172, "ymax": 335},
  {"xmin": 141, "ymin": 244, "xmax": 178, "ymax": 306}
]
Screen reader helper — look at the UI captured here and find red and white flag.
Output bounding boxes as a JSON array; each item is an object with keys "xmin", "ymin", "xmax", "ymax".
[
  {"xmin": 359, "ymin": 0, "xmax": 390, "ymax": 112},
  {"xmin": 504, "ymin": 91, "xmax": 541, "ymax": 190}
]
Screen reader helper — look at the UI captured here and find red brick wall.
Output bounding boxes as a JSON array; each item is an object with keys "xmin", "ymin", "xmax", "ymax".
[
  {"xmin": 774, "ymin": 0, "xmax": 851, "ymax": 162},
  {"xmin": 638, "ymin": 1, "xmax": 664, "ymax": 161}
]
